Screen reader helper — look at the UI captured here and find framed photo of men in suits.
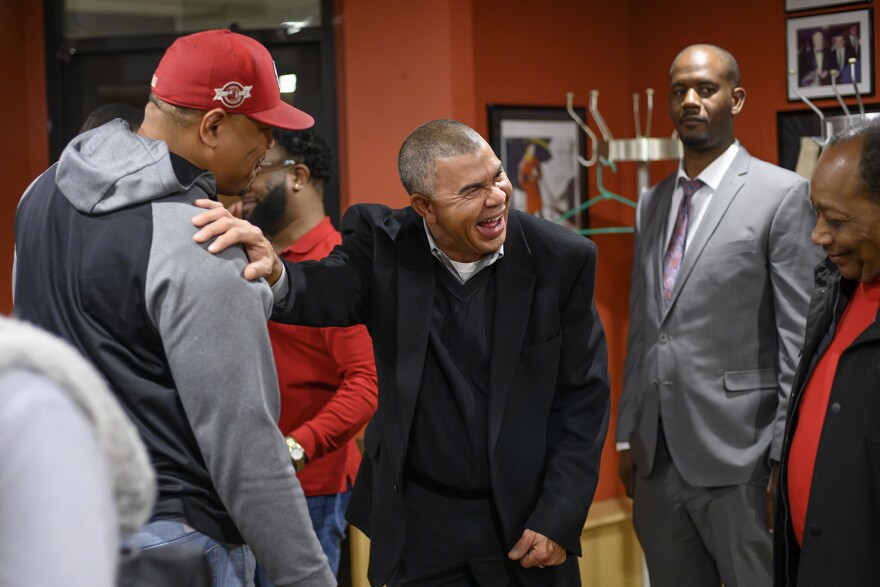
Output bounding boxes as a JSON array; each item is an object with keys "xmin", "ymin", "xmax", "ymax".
[
  {"xmin": 786, "ymin": 8, "xmax": 873, "ymax": 100},
  {"xmin": 487, "ymin": 105, "xmax": 588, "ymax": 232}
]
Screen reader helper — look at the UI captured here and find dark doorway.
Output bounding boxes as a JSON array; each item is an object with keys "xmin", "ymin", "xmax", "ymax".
[{"xmin": 44, "ymin": 0, "xmax": 339, "ymax": 224}]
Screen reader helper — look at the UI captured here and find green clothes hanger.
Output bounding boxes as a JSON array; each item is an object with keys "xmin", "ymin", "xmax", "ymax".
[{"xmin": 554, "ymin": 158, "xmax": 636, "ymax": 236}]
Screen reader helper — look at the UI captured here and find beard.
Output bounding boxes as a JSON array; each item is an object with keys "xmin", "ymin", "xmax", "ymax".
[
  {"xmin": 246, "ymin": 182, "xmax": 288, "ymax": 238},
  {"xmin": 681, "ymin": 132, "xmax": 710, "ymax": 150}
]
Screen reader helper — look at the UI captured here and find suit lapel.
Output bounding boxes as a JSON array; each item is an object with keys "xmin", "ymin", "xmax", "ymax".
[
  {"xmin": 662, "ymin": 149, "xmax": 750, "ymax": 321},
  {"xmin": 395, "ymin": 213, "xmax": 435, "ymax": 447},
  {"xmin": 488, "ymin": 213, "xmax": 535, "ymax": 455},
  {"xmin": 648, "ymin": 176, "xmax": 677, "ymax": 313}
]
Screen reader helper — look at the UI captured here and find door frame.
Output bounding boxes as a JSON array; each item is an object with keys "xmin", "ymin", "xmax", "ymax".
[{"xmin": 43, "ymin": 0, "xmax": 340, "ymax": 224}]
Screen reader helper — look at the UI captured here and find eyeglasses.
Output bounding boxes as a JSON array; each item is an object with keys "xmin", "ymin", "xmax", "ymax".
[{"xmin": 257, "ymin": 159, "xmax": 297, "ymax": 174}]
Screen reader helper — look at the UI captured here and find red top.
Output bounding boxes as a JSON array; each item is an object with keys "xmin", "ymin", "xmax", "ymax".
[
  {"xmin": 270, "ymin": 216, "xmax": 378, "ymax": 496},
  {"xmin": 788, "ymin": 280, "xmax": 880, "ymax": 544}
]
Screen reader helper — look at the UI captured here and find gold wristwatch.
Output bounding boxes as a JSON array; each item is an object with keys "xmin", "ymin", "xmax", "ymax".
[{"xmin": 285, "ymin": 436, "xmax": 307, "ymax": 472}]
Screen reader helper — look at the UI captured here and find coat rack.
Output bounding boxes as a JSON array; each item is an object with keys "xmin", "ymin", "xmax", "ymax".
[
  {"xmin": 789, "ymin": 58, "xmax": 872, "ymax": 146},
  {"xmin": 787, "ymin": 59, "xmax": 877, "ymax": 179},
  {"xmin": 563, "ymin": 89, "xmax": 681, "ymax": 236}
]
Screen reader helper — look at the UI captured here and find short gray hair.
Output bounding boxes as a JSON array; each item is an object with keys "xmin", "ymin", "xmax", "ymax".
[{"xmin": 398, "ymin": 120, "xmax": 485, "ymax": 197}]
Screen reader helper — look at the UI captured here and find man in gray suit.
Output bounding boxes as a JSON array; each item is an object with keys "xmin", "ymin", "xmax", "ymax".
[{"xmin": 617, "ymin": 44, "xmax": 822, "ymax": 587}]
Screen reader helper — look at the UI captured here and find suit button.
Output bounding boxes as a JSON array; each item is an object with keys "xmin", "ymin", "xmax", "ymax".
[
  {"xmin": 810, "ymin": 524, "xmax": 821, "ymax": 537},
  {"xmin": 652, "ymin": 379, "xmax": 660, "ymax": 388},
  {"xmin": 830, "ymin": 402, "xmax": 841, "ymax": 414},
  {"xmin": 393, "ymin": 483, "xmax": 399, "ymax": 494},
  {"xmin": 659, "ymin": 333, "xmax": 668, "ymax": 343}
]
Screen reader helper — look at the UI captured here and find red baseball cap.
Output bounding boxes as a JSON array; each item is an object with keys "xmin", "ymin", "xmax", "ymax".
[{"xmin": 151, "ymin": 29, "xmax": 314, "ymax": 130}]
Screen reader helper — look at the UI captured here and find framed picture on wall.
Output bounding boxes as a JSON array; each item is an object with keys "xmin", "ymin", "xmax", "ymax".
[
  {"xmin": 786, "ymin": 0, "xmax": 870, "ymax": 12},
  {"xmin": 786, "ymin": 8, "xmax": 873, "ymax": 100},
  {"xmin": 777, "ymin": 105, "xmax": 880, "ymax": 173},
  {"xmin": 487, "ymin": 105, "xmax": 588, "ymax": 232}
]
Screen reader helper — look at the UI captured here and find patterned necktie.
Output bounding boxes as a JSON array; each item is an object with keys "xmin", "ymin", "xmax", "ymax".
[{"xmin": 662, "ymin": 178, "xmax": 703, "ymax": 301}]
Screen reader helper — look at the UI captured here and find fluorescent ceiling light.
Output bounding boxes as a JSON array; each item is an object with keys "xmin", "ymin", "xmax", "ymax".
[
  {"xmin": 281, "ymin": 20, "xmax": 310, "ymax": 35},
  {"xmin": 278, "ymin": 74, "xmax": 297, "ymax": 94}
]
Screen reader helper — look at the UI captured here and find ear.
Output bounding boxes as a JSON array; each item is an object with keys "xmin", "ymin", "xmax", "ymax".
[
  {"xmin": 288, "ymin": 163, "xmax": 311, "ymax": 191},
  {"xmin": 199, "ymin": 108, "xmax": 228, "ymax": 148},
  {"xmin": 410, "ymin": 193, "xmax": 435, "ymax": 222},
  {"xmin": 731, "ymin": 87, "xmax": 747, "ymax": 115}
]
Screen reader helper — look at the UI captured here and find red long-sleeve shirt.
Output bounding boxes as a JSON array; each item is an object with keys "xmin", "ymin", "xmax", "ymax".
[{"xmin": 271, "ymin": 216, "xmax": 378, "ymax": 496}]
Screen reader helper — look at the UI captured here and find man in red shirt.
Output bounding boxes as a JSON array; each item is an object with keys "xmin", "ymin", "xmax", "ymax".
[
  {"xmin": 775, "ymin": 121, "xmax": 880, "ymax": 586},
  {"xmin": 238, "ymin": 128, "xmax": 378, "ymax": 578}
]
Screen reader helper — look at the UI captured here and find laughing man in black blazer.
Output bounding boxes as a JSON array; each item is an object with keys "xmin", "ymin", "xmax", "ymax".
[{"xmin": 195, "ymin": 119, "xmax": 611, "ymax": 586}]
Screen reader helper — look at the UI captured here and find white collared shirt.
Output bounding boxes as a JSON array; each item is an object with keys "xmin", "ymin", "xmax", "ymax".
[
  {"xmin": 423, "ymin": 219, "xmax": 504, "ymax": 284},
  {"xmin": 270, "ymin": 216, "xmax": 507, "ymax": 302},
  {"xmin": 663, "ymin": 140, "xmax": 740, "ymax": 248}
]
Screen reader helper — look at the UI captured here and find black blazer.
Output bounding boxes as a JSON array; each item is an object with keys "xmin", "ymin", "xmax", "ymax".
[
  {"xmin": 272, "ymin": 204, "xmax": 610, "ymax": 585},
  {"xmin": 775, "ymin": 259, "xmax": 880, "ymax": 586}
]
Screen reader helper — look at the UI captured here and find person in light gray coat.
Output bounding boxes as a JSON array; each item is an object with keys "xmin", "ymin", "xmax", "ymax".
[
  {"xmin": 0, "ymin": 316, "xmax": 155, "ymax": 586},
  {"xmin": 617, "ymin": 44, "xmax": 823, "ymax": 587}
]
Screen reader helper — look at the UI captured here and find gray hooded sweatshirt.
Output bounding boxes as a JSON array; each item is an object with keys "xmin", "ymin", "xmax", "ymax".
[{"xmin": 14, "ymin": 120, "xmax": 333, "ymax": 586}]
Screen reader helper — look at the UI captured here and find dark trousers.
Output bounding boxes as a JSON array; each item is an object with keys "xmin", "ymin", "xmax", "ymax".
[
  {"xmin": 389, "ymin": 479, "xmax": 579, "ymax": 586},
  {"xmin": 632, "ymin": 425, "xmax": 771, "ymax": 587}
]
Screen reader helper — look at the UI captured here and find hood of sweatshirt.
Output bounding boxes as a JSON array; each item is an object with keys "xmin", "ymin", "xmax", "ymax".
[{"xmin": 56, "ymin": 120, "xmax": 215, "ymax": 214}]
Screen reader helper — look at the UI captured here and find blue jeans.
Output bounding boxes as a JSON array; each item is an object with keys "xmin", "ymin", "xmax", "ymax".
[
  {"xmin": 122, "ymin": 519, "xmax": 256, "ymax": 587},
  {"xmin": 306, "ymin": 490, "xmax": 352, "ymax": 574},
  {"xmin": 254, "ymin": 490, "xmax": 351, "ymax": 585}
]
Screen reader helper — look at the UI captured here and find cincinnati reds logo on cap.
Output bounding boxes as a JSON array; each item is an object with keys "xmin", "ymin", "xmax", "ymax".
[{"xmin": 213, "ymin": 81, "xmax": 253, "ymax": 108}]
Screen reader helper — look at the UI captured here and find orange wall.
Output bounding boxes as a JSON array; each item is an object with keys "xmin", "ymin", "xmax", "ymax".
[
  {"xmin": 470, "ymin": 0, "xmax": 637, "ymax": 502},
  {"xmin": 0, "ymin": 0, "xmax": 48, "ymax": 314},
  {"xmin": 335, "ymin": 0, "xmax": 644, "ymax": 500},
  {"xmin": 334, "ymin": 0, "xmax": 475, "ymax": 209},
  {"xmin": 631, "ymin": 1, "xmax": 880, "ymax": 163},
  {"xmin": 336, "ymin": 0, "xmax": 880, "ymax": 502},
  {"xmin": 8, "ymin": 0, "xmax": 880, "ymax": 501},
  {"xmin": 336, "ymin": 0, "xmax": 641, "ymax": 501}
]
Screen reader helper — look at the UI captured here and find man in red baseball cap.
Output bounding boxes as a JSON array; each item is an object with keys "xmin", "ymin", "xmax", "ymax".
[
  {"xmin": 14, "ymin": 29, "xmax": 333, "ymax": 586},
  {"xmin": 143, "ymin": 28, "xmax": 314, "ymax": 197}
]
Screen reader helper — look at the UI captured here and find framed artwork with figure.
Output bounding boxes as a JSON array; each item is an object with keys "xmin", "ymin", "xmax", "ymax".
[
  {"xmin": 487, "ymin": 105, "xmax": 588, "ymax": 232},
  {"xmin": 786, "ymin": 8, "xmax": 873, "ymax": 100}
]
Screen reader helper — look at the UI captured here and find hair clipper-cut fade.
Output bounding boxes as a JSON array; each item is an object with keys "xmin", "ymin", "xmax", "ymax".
[
  {"xmin": 148, "ymin": 94, "xmax": 205, "ymax": 129},
  {"xmin": 398, "ymin": 120, "xmax": 485, "ymax": 197},
  {"xmin": 272, "ymin": 128, "xmax": 334, "ymax": 186}
]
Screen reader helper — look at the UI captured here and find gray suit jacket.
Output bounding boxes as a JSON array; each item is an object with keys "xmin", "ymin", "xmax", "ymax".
[{"xmin": 617, "ymin": 147, "xmax": 823, "ymax": 487}]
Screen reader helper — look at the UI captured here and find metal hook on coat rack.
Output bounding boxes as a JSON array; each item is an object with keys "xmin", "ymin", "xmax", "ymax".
[
  {"xmin": 565, "ymin": 92, "xmax": 598, "ymax": 167},
  {"xmin": 788, "ymin": 69, "xmax": 831, "ymax": 147},
  {"xmin": 789, "ymin": 62, "xmax": 870, "ymax": 149},
  {"xmin": 829, "ymin": 69, "xmax": 854, "ymax": 127},
  {"xmin": 825, "ymin": 59, "xmax": 869, "ymax": 137},
  {"xmin": 849, "ymin": 58, "xmax": 866, "ymax": 120},
  {"xmin": 563, "ymin": 88, "xmax": 682, "ymax": 236},
  {"xmin": 582, "ymin": 89, "xmax": 682, "ymax": 197}
]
